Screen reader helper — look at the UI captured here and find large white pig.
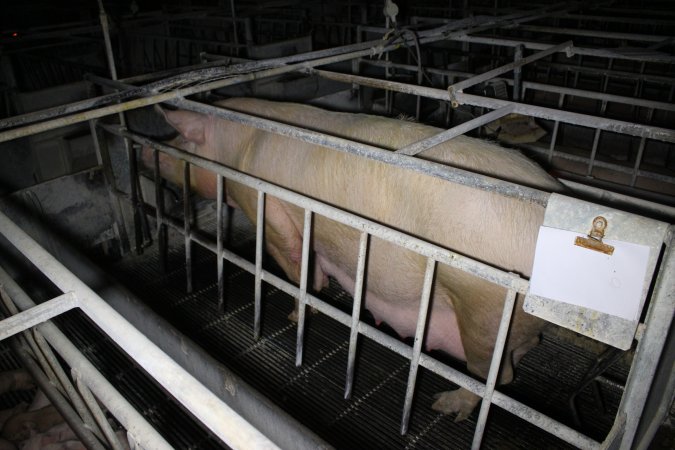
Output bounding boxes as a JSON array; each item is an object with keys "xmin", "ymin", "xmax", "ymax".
[{"xmin": 145, "ymin": 97, "xmax": 563, "ymax": 421}]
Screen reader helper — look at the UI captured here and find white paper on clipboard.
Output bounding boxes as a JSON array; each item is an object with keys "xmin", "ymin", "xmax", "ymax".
[{"xmin": 528, "ymin": 226, "xmax": 651, "ymax": 321}]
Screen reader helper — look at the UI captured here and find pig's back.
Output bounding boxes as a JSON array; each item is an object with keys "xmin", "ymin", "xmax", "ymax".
[{"xmin": 219, "ymin": 98, "xmax": 560, "ymax": 276}]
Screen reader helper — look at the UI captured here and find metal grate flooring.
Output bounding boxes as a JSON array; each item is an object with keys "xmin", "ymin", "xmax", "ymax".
[{"xmin": 91, "ymin": 203, "xmax": 630, "ymax": 449}]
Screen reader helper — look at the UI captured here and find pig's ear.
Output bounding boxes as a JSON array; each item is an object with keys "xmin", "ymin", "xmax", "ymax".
[{"xmin": 158, "ymin": 107, "xmax": 207, "ymax": 145}]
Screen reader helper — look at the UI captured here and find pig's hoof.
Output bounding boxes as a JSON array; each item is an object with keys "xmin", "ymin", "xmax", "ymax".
[
  {"xmin": 287, "ymin": 307, "xmax": 319, "ymax": 323},
  {"xmin": 431, "ymin": 389, "xmax": 481, "ymax": 422}
]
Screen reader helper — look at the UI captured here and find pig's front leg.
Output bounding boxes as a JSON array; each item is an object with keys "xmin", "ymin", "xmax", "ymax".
[{"xmin": 236, "ymin": 192, "xmax": 325, "ymax": 321}]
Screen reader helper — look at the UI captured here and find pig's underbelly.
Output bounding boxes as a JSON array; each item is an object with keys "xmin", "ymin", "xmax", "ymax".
[{"xmin": 316, "ymin": 255, "xmax": 467, "ymax": 361}]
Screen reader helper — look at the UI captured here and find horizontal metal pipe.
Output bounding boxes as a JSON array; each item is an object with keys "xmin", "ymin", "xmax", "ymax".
[
  {"xmin": 553, "ymin": 11, "xmax": 675, "ymax": 26},
  {"xmin": 0, "ymin": 211, "xmax": 280, "ymax": 450},
  {"xmin": 515, "ymin": 24, "xmax": 669, "ymax": 43},
  {"xmin": 452, "ymin": 35, "xmax": 675, "ymax": 63}
]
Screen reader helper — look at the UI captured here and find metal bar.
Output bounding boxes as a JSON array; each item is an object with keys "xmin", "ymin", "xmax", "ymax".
[
  {"xmin": 396, "ymin": 105, "xmax": 514, "ymax": 156},
  {"xmin": 183, "ymin": 162, "xmax": 193, "ymax": 293},
  {"xmin": 344, "ymin": 231, "xmax": 369, "ymax": 400},
  {"xmin": 553, "ymin": 12, "xmax": 675, "ymax": 26},
  {"xmin": 0, "ymin": 211, "xmax": 280, "ymax": 450},
  {"xmin": 75, "ymin": 376, "xmax": 127, "ymax": 450},
  {"xmin": 154, "ymin": 149, "xmax": 168, "ymax": 273},
  {"xmin": 400, "ymin": 258, "xmax": 436, "ymax": 435},
  {"xmin": 617, "ymin": 227, "xmax": 674, "ymax": 449},
  {"xmin": 515, "ymin": 24, "xmax": 670, "ymax": 43},
  {"xmin": 0, "ymin": 292, "xmax": 78, "ymax": 340},
  {"xmin": 587, "ymin": 128, "xmax": 602, "ymax": 177},
  {"xmin": 471, "ymin": 287, "xmax": 518, "ymax": 450},
  {"xmin": 254, "ymin": 191, "xmax": 265, "ymax": 340},
  {"xmin": 127, "ymin": 140, "xmax": 144, "ymax": 254},
  {"xmin": 217, "ymin": 174, "xmax": 225, "ymax": 312},
  {"xmin": 89, "ymin": 120, "xmax": 130, "ymax": 253},
  {"xmin": 451, "ymin": 35, "xmax": 675, "ymax": 63},
  {"xmin": 513, "ymin": 44, "xmax": 524, "ymax": 102},
  {"xmin": 97, "ymin": 0, "xmax": 118, "ymax": 81},
  {"xmin": 295, "ymin": 209, "xmax": 313, "ymax": 367},
  {"xmin": 448, "ymin": 41, "xmax": 574, "ymax": 99},
  {"xmin": 631, "ymin": 137, "xmax": 648, "ymax": 187},
  {"xmin": 548, "ymin": 93, "xmax": 566, "ymax": 162}
]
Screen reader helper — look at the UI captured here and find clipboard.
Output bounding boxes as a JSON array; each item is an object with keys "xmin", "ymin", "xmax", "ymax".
[{"xmin": 524, "ymin": 194, "xmax": 668, "ymax": 350}]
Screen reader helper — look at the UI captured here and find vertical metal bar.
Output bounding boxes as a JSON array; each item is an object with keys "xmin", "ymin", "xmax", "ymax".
[
  {"xmin": 573, "ymin": 55, "xmax": 582, "ymax": 88},
  {"xmin": 344, "ymin": 231, "xmax": 369, "ymax": 399},
  {"xmin": 75, "ymin": 376, "xmax": 127, "ymax": 450},
  {"xmin": 88, "ymin": 120, "xmax": 130, "ymax": 253},
  {"xmin": 153, "ymin": 149, "xmax": 167, "ymax": 273},
  {"xmin": 254, "ymin": 191, "xmax": 265, "ymax": 340},
  {"xmin": 217, "ymin": 175, "xmax": 225, "ymax": 312},
  {"xmin": 471, "ymin": 287, "xmax": 518, "ymax": 450},
  {"xmin": 400, "ymin": 257, "xmax": 436, "ymax": 435},
  {"xmin": 601, "ymin": 58, "xmax": 613, "ymax": 94},
  {"xmin": 630, "ymin": 137, "xmax": 647, "ymax": 187},
  {"xmin": 183, "ymin": 162, "xmax": 193, "ymax": 293},
  {"xmin": 295, "ymin": 209, "xmax": 313, "ymax": 367},
  {"xmin": 618, "ymin": 226, "xmax": 674, "ymax": 449},
  {"xmin": 97, "ymin": 0, "xmax": 118, "ymax": 81},
  {"xmin": 587, "ymin": 128, "xmax": 602, "ymax": 177},
  {"xmin": 127, "ymin": 142, "xmax": 143, "ymax": 254},
  {"xmin": 229, "ymin": 0, "xmax": 240, "ymax": 56},
  {"xmin": 548, "ymin": 93, "xmax": 566, "ymax": 162},
  {"xmin": 513, "ymin": 44, "xmax": 524, "ymax": 101}
]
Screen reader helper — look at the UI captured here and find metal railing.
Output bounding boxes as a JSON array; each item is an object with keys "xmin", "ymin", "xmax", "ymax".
[{"xmin": 0, "ymin": 211, "xmax": 280, "ymax": 450}]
